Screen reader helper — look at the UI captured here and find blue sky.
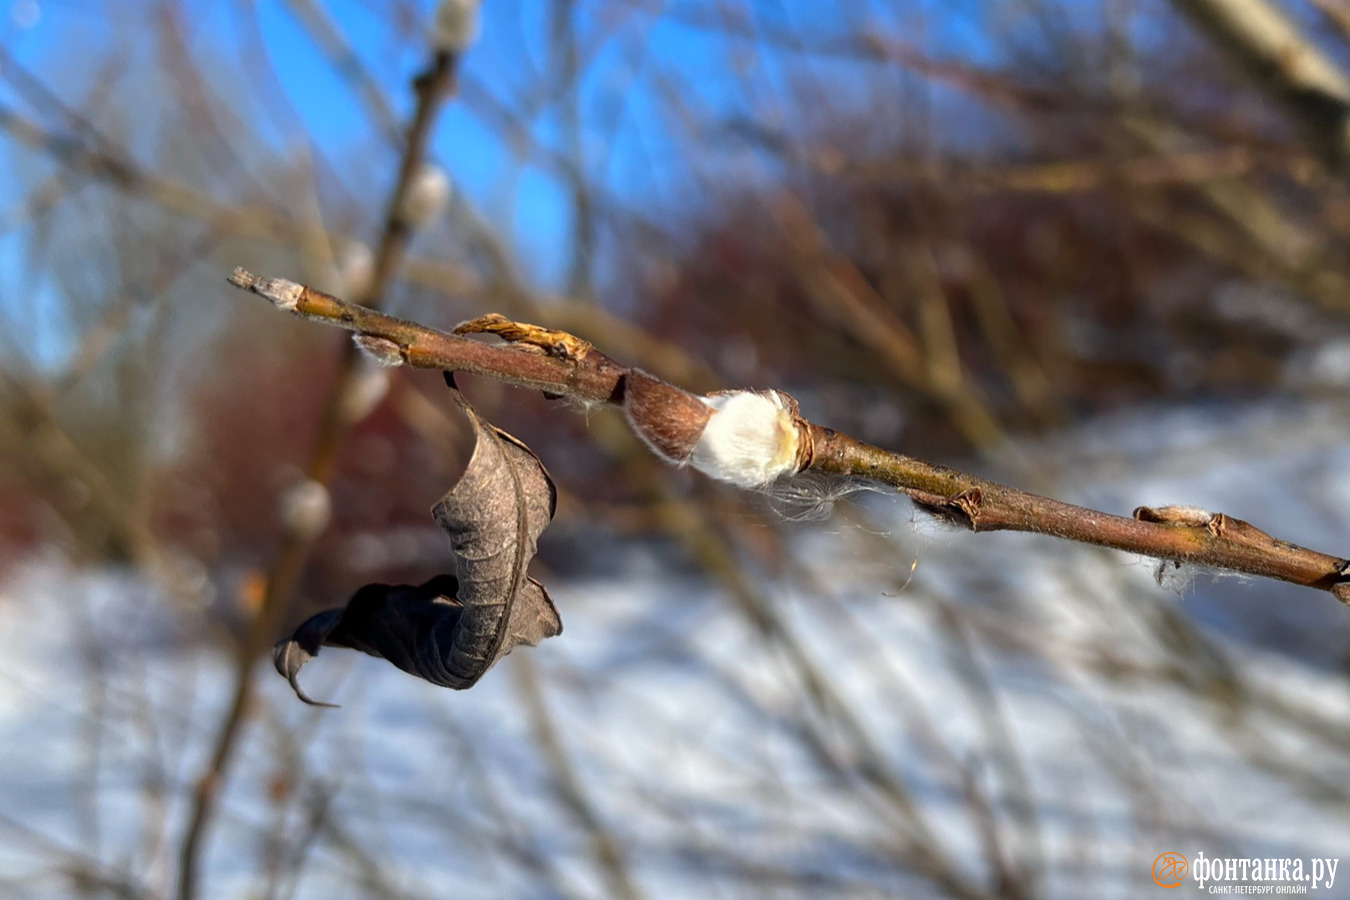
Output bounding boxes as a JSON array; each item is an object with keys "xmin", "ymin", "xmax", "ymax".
[{"xmin": 0, "ymin": 0, "xmax": 1020, "ymax": 363}]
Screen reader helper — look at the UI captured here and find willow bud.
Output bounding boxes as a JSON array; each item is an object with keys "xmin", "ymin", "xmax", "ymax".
[
  {"xmin": 280, "ymin": 479, "xmax": 332, "ymax": 540},
  {"xmin": 623, "ymin": 371, "xmax": 802, "ymax": 488},
  {"xmin": 397, "ymin": 163, "xmax": 451, "ymax": 229},
  {"xmin": 336, "ymin": 241, "xmax": 374, "ymax": 296},
  {"xmin": 431, "ymin": 0, "xmax": 482, "ymax": 54}
]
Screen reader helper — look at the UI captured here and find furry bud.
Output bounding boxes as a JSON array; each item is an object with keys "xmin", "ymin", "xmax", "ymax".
[
  {"xmin": 280, "ymin": 479, "xmax": 332, "ymax": 539},
  {"xmin": 398, "ymin": 164, "xmax": 451, "ymax": 229},
  {"xmin": 623, "ymin": 371, "xmax": 802, "ymax": 488},
  {"xmin": 691, "ymin": 390, "xmax": 800, "ymax": 488},
  {"xmin": 431, "ymin": 0, "xmax": 482, "ymax": 54},
  {"xmin": 336, "ymin": 241, "xmax": 374, "ymax": 296},
  {"xmin": 352, "ymin": 335, "xmax": 405, "ymax": 368}
]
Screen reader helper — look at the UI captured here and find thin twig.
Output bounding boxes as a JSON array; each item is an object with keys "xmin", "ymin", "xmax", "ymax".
[
  {"xmin": 174, "ymin": 50, "xmax": 460, "ymax": 900},
  {"xmin": 226, "ymin": 268, "xmax": 1350, "ymax": 604},
  {"xmin": 279, "ymin": 0, "xmax": 404, "ymax": 146},
  {"xmin": 512, "ymin": 655, "xmax": 646, "ymax": 900},
  {"xmin": 639, "ymin": 479, "xmax": 989, "ymax": 899},
  {"xmin": 1169, "ymin": 0, "xmax": 1350, "ymax": 170}
]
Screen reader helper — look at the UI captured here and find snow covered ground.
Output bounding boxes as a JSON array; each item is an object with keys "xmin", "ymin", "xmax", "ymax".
[{"xmin": 3, "ymin": 397, "xmax": 1350, "ymax": 899}]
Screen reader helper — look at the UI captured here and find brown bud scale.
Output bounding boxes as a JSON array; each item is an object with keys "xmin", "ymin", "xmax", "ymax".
[{"xmin": 622, "ymin": 370, "xmax": 711, "ymax": 463}]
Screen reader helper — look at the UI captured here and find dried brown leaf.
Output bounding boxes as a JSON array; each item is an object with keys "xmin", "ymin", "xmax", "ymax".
[{"xmin": 274, "ymin": 374, "xmax": 561, "ymax": 705}]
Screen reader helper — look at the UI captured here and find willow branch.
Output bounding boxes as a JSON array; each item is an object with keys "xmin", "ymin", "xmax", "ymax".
[{"xmin": 228, "ymin": 268, "xmax": 1350, "ymax": 606}]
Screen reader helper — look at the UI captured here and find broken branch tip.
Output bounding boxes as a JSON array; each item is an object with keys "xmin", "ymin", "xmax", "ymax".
[
  {"xmin": 227, "ymin": 267, "xmax": 303, "ymax": 311},
  {"xmin": 227, "ymin": 267, "xmax": 256, "ymax": 290}
]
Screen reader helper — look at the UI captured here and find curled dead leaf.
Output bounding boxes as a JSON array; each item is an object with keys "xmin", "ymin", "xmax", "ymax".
[{"xmin": 274, "ymin": 374, "xmax": 561, "ymax": 705}]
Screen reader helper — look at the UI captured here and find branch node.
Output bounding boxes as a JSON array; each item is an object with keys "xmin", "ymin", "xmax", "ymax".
[{"xmin": 911, "ymin": 487, "xmax": 984, "ymax": 530}]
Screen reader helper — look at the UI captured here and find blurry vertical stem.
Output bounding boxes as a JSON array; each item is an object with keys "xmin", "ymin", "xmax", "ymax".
[
  {"xmin": 646, "ymin": 489, "xmax": 989, "ymax": 900},
  {"xmin": 964, "ymin": 257, "xmax": 1060, "ymax": 426},
  {"xmin": 280, "ymin": 0, "xmax": 404, "ymax": 146},
  {"xmin": 73, "ymin": 592, "xmax": 107, "ymax": 899},
  {"xmin": 931, "ymin": 598, "xmax": 1044, "ymax": 898},
  {"xmin": 173, "ymin": 49, "xmax": 459, "ymax": 900},
  {"xmin": 512, "ymin": 655, "xmax": 646, "ymax": 900},
  {"xmin": 905, "ymin": 240, "xmax": 1005, "ymax": 448},
  {"xmin": 1168, "ymin": 0, "xmax": 1350, "ymax": 170},
  {"xmin": 775, "ymin": 195, "xmax": 1004, "ymax": 449},
  {"xmin": 549, "ymin": 0, "xmax": 595, "ymax": 302}
]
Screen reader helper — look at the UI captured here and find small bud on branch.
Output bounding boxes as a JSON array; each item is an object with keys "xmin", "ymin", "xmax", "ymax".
[
  {"xmin": 226, "ymin": 268, "xmax": 1350, "ymax": 606},
  {"xmin": 625, "ymin": 381, "xmax": 805, "ymax": 488},
  {"xmin": 279, "ymin": 479, "xmax": 332, "ymax": 540},
  {"xmin": 353, "ymin": 335, "xmax": 406, "ymax": 369},
  {"xmin": 431, "ymin": 0, "xmax": 482, "ymax": 54},
  {"xmin": 396, "ymin": 163, "xmax": 451, "ymax": 229}
]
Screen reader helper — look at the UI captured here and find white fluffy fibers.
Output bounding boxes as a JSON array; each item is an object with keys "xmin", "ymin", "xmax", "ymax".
[{"xmin": 689, "ymin": 391, "xmax": 799, "ymax": 488}]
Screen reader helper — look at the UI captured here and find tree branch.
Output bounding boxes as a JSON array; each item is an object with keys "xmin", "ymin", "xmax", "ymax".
[{"xmin": 228, "ymin": 267, "xmax": 1350, "ymax": 606}]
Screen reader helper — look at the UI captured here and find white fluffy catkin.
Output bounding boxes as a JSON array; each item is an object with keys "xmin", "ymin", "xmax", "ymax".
[
  {"xmin": 431, "ymin": 0, "xmax": 482, "ymax": 53},
  {"xmin": 397, "ymin": 164, "xmax": 452, "ymax": 229},
  {"xmin": 688, "ymin": 391, "xmax": 799, "ymax": 488}
]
